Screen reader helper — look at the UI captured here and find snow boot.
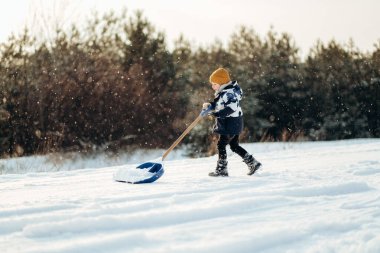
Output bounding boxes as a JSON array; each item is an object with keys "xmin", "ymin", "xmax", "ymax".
[
  {"xmin": 243, "ymin": 153, "xmax": 261, "ymax": 175},
  {"xmin": 209, "ymin": 159, "xmax": 228, "ymax": 177}
]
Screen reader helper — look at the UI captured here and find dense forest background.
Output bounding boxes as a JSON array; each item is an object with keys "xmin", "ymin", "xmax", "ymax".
[{"xmin": 1, "ymin": 10, "xmax": 379, "ymax": 158}]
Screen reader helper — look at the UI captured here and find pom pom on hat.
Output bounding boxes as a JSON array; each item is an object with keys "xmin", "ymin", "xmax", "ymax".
[{"xmin": 209, "ymin": 68, "xmax": 231, "ymax": 85}]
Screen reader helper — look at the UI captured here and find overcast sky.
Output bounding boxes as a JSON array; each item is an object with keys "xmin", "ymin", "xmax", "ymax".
[{"xmin": 1, "ymin": 0, "xmax": 379, "ymax": 57}]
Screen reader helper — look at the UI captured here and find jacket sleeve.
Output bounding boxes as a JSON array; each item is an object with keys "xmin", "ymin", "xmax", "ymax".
[
  {"xmin": 212, "ymin": 92, "xmax": 237, "ymax": 118},
  {"xmin": 213, "ymin": 107, "xmax": 234, "ymax": 118}
]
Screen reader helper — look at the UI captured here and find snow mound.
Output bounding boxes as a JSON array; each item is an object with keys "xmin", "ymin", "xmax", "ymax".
[{"xmin": 113, "ymin": 165, "xmax": 155, "ymax": 182}]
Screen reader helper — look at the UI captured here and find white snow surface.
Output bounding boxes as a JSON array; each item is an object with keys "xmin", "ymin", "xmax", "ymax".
[{"xmin": 1, "ymin": 139, "xmax": 380, "ymax": 253}]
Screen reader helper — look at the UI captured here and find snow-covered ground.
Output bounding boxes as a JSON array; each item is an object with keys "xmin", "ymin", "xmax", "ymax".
[{"xmin": 1, "ymin": 139, "xmax": 380, "ymax": 253}]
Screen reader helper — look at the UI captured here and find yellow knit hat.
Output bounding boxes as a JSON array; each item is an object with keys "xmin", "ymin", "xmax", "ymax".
[{"xmin": 209, "ymin": 68, "xmax": 231, "ymax": 85}]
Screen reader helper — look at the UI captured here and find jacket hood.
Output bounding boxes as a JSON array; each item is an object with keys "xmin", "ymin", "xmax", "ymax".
[{"xmin": 215, "ymin": 80, "xmax": 241, "ymax": 97}]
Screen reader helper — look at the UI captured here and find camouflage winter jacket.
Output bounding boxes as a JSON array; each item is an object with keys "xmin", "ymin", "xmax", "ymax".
[{"xmin": 210, "ymin": 81, "xmax": 244, "ymax": 135}]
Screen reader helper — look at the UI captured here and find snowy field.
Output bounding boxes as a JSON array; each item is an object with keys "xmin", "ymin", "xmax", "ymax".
[{"xmin": 1, "ymin": 139, "xmax": 380, "ymax": 253}]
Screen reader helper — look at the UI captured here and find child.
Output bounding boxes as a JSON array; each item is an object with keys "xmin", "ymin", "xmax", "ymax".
[{"xmin": 203, "ymin": 68, "xmax": 262, "ymax": 177}]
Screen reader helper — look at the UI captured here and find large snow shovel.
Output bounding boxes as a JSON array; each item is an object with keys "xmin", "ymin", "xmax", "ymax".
[{"xmin": 113, "ymin": 106, "xmax": 212, "ymax": 184}]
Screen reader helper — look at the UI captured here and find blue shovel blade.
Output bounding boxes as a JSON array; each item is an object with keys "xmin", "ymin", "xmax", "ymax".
[
  {"xmin": 134, "ymin": 162, "xmax": 164, "ymax": 184},
  {"xmin": 114, "ymin": 162, "xmax": 164, "ymax": 184}
]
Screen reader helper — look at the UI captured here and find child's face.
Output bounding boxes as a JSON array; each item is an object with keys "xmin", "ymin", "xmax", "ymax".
[{"xmin": 211, "ymin": 83, "xmax": 220, "ymax": 91}]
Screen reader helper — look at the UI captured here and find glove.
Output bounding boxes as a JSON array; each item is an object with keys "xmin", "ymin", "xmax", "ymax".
[
  {"xmin": 202, "ymin": 102, "xmax": 211, "ymax": 110},
  {"xmin": 201, "ymin": 102, "xmax": 214, "ymax": 117}
]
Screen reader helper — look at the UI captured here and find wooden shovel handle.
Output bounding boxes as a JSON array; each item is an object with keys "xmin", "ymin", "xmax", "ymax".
[{"xmin": 162, "ymin": 115, "xmax": 202, "ymax": 161}]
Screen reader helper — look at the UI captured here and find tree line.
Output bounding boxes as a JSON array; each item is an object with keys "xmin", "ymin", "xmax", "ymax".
[{"xmin": 1, "ymin": 10, "xmax": 379, "ymax": 158}]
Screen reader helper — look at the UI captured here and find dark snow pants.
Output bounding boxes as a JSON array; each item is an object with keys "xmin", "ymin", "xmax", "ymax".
[{"xmin": 217, "ymin": 135, "xmax": 248, "ymax": 160}]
